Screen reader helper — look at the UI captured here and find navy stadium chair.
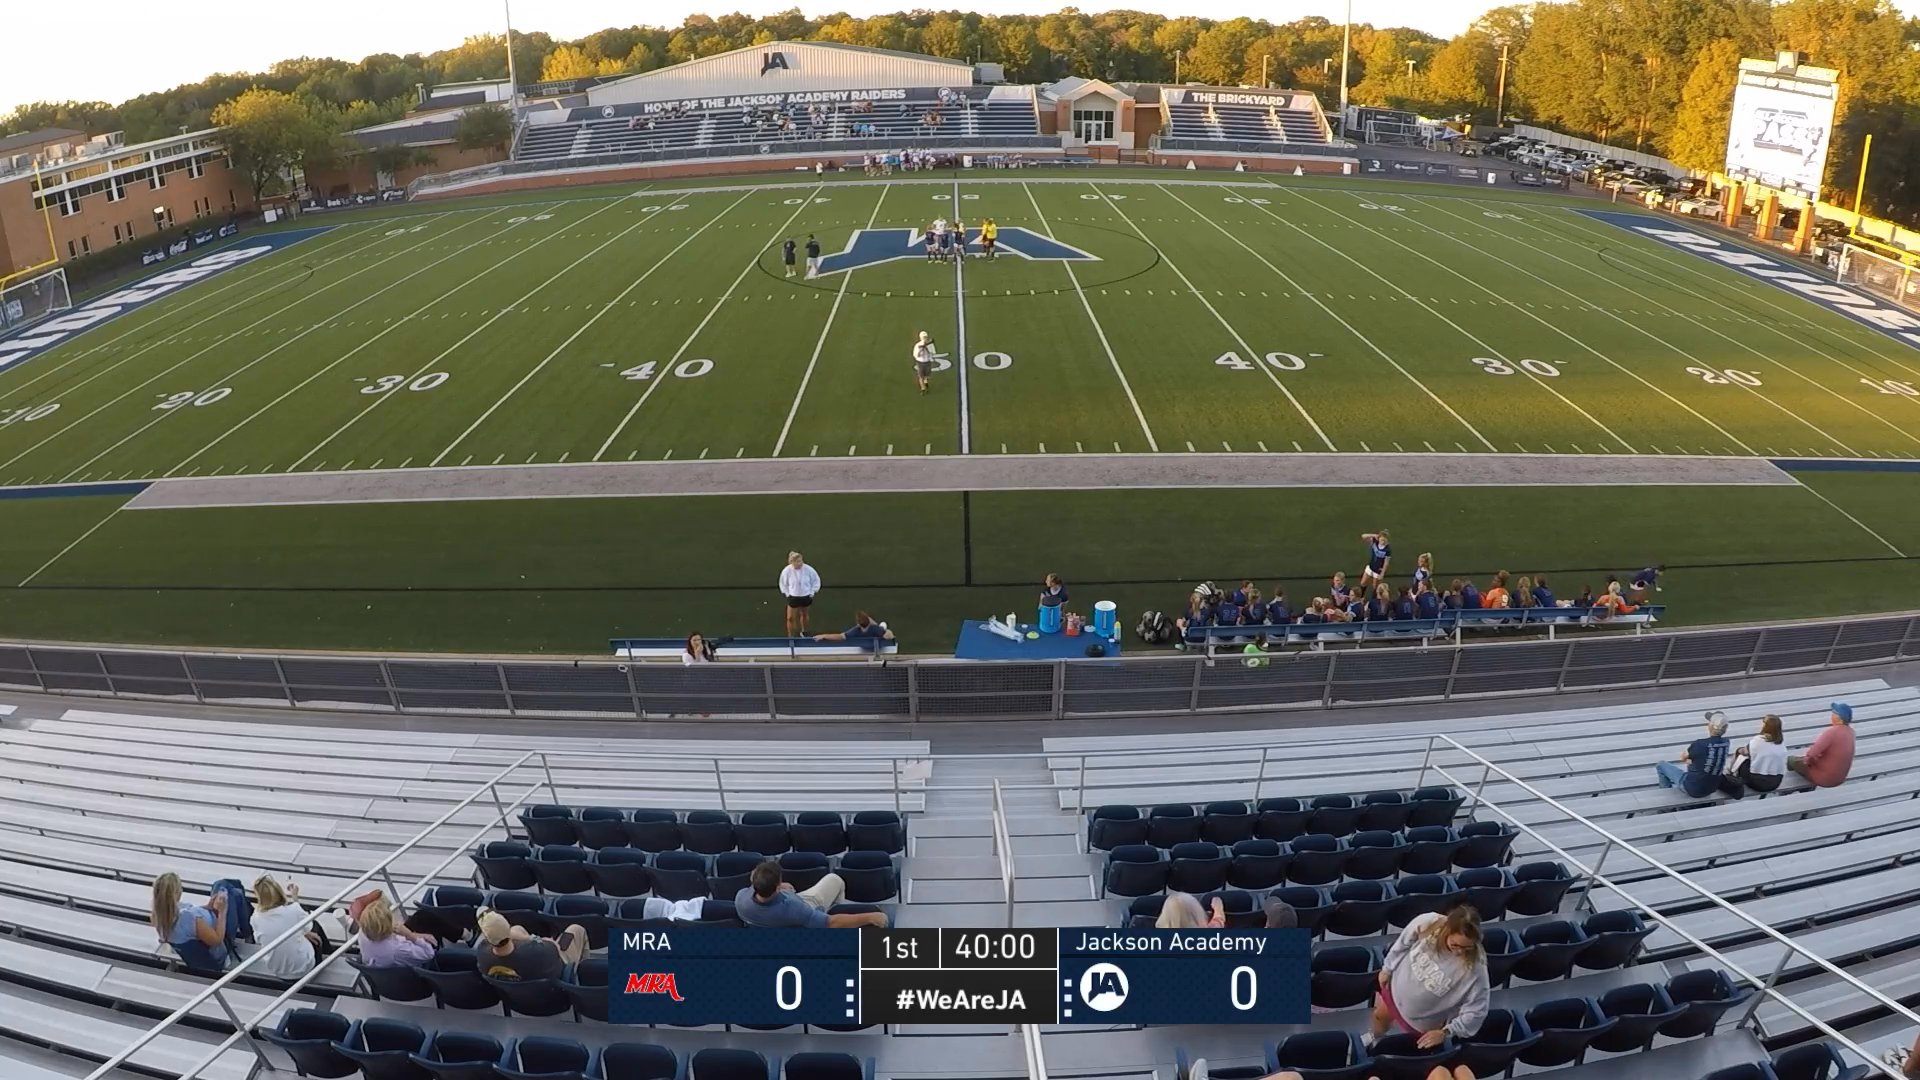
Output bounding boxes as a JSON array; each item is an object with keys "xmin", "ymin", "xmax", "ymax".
[
  {"xmin": 348, "ymin": 955, "xmax": 435, "ymax": 1002},
  {"xmin": 1699, "ymin": 1066, "xmax": 1773, "ymax": 1080},
  {"xmin": 260, "ymin": 1008, "xmax": 356, "ymax": 1078},
  {"xmin": 1387, "ymin": 873, "xmax": 1463, "ymax": 928},
  {"xmin": 411, "ymin": 885, "xmax": 485, "ymax": 942},
  {"xmin": 1519, "ymin": 997, "xmax": 1617, "ymax": 1067},
  {"xmin": 1308, "ymin": 945, "xmax": 1380, "ymax": 1009},
  {"xmin": 564, "ymin": 956, "xmax": 610, "ymax": 1022},
  {"xmin": 626, "ymin": 809, "xmax": 682, "ymax": 853},
  {"xmin": 473, "ymin": 841, "xmax": 537, "ymax": 890},
  {"xmin": 1481, "ymin": 927, "xmax": 1532, "ymax": 988},
  {"xmin": 606, "ymin": 897, "xmax": 665, "ymax": 935},
  {"xmin": 532, "ymin": 845, "xmax": 595, "ymax": 894},
  {"xmin": 1271, "ymin": 1029, "xmax": 1372, "ymax": 1080},
  {"xmin": 1366, "ymin": 1032, "xmax": 1455, "ymax": 1080},
  {"xmin": 416, "ymin": 947, "xmax": 502, "ymax": 1012},
  {"xmin": 1323, "ymin": 880, "xmax": 1397, "ymax": 938},
  {"xmin": 577, "ymin": 808, "xmax": 632, "ymax": 851},
  {"xmin": 1286, "ymin": 833, "xmax": 1349, "ymax": 886},
  {"xmin": 1307, "ymin": 794, "xmax": 1362, "ymax": 837},
  {"xmin": 520, "ymin": 805, "xmax": 578, "ymax": 846},
  {"xmin": 1148, "ymin": 804, "xmax": 1203, "ymax": 847},
  {"xmin": 1513, "ymin": 920, "xmax": 1592, "ymax": 982},
  {"xmin": 1772, "ymin": 1042, "xmax": 1872, "ymax": 1080},
  {"xmin": 1227, "ymin": 839, "xmax": 1290, "ymax": 889},
  {"xmin": 1456, "ymin": 867, "xmax": 1521, "ymax": 921},
  {"xmin": 411, "ymin": 1031, "xmax": 507, "ymax": 1080},
  {"xmin": 1344, "ymin": 830, "xmax": 1406, "ymax": 880},
  {"xmin": 486, "ymin": 972, "xmax": 573, "ymax": 1018},
  {"xmin": 1454, "ymin": 1009, "xmax": 1541, "ymax": 1079},
  {"xmin": 682, "ymin": 811, "xmax": 735, "ymax": 855},
  {"xmin": 1508, "ymin": 861, "xmax": 1577, "ymax": 916},
  {"xmin": 1088, "ymin": 805, "xmax": 1147, "ymax": 850},
  {"xmin": 1274, "ymin": 885, "xmax": 1332, "ymax": 936},
  {"xmin": 691, "ymin": 1048, "xmax": 774, "ymax": 1080},
  {"xmin": 1357, "ymin": 790, "xmax": 1413, "ymax": 832},
  {"xmin": 489, "ymin": 890, "xmax": 552, "ymax": 936},
  {"xmin": 587, "ymin": 848, "xmax": 653, "ymax": 898},
  {"xmin": 499, "ymin": 1036, "xmax": 596, "ymax": 1080},
  {"xmin": 1578, "ymin": 909, "xmax": 1654, "ymax": 970},
  {"xmin": 783, "ymin": 1052, "xmax": 873, "ymax": 1080},
  {"xmin": 1455, "ymin": 821, "xmax": 1520, "ymax": 868},
  {"xmin": 779, "ymin": 851, "xmax": 832, "ymax": 891},
  {"xmin": 1103, "ymin": 845, "xmax": 1169, "ymax": 897},
  {"xmin": 597, "ymin": 1043, "xmax": 681, "ymax": 1080},
  {"xmin": 332, "ymin": 1017, "xmax": 427, "ymax": 1080},
  {"xmin": 1399, "ymin": 826, "xmax": 1467, "ymax": 875},
  {"xmin": 710, "ymin": 852, "xmax": 763, "ymax": 897},
  {"xmin": 847, "ymin": 810, "xmax": 905, "ymax": 854},
  {"xmin": 1407, "ymin": 786, "xmax": 1466, "ymax": 828},
  {"xmin": 1126, "ymin": 894, "xmax": 1167, "ymax": 928},
  {"xmin": 651, "ymin": 851, "xmax": 712, "ymax": 900},
  {"xmin": 1660, "ymin": 969, "xmax": 1756, "ymax": 1038},
  {"xmin": 1167, "ymin": 842, "xmax": 1231, "ymax": 893},
  {"xmin": 791, "ymin": 811, "xmax": 848, "ymax": 855},
  {"xmin": 1589, "ymin": 983, "xmax": 1685, "ymax": 1053},
  {"xmin": 550, "ymin": 895, "xmax": 612, "ymax": 950},
  {"xmin": 837, "ymin": 851, "xmax": 899, "ymax": 902},
  {"xmin": 1255, "ymin": 797, "xmax": 1313, "ymax": 841},
  {"xmin": 1204, "ymin": 889, "xmax": 1261, "ymax": 928},
  {"xmin": 1202, "ymin": 801, "xmax": 1256, "ymax": 844},
  {"xmin": 736, "ymin": 811, "xmax": 792, "ymax": 856}
]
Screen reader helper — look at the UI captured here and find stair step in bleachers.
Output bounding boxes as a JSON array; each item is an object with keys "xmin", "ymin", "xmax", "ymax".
[
  {"xmin": 1589, "ymin": 827, "xmax": 1920, "ymax": 912},
  {"xmin": 0, "ymin": 935, "xmax": 319, "ymax": 1026},
  {"xmin": 0, "ymin": 984, "xmax": 255, "ymax": 1080},
  {"xmin": 0, "ymin": 1037, "xmax": 154, "ymax": 1080},
  {"xmin": 1644, "ymin": 861, "xmax": 1920, "ymax": 955},
  {"xmin": 1751, "ymin": 944, "xmax": 1920, "ymax": 1038}
]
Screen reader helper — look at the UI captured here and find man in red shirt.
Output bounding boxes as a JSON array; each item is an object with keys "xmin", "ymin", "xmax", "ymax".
[{"xmin": 1788, "ymin": 702, "xmax": 1855, "ymax": 787}]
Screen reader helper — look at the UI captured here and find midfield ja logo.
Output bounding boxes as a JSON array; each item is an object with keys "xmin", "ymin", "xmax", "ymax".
[{"xmin": 812, "ymin": 228, "xmax": 1100, "ymax": 275}]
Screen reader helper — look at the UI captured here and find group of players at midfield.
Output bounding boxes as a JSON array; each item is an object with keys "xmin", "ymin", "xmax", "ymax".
[{"xmin": 922, "ymin": 216, "xmax": 998, "ymax": 262}]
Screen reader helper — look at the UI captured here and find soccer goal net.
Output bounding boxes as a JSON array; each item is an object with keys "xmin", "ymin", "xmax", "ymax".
[
  {"xmin": 1837, "ymin": 242, "xmax": 1920, "ymax": 314},
  {"xmin": 0, "ymin": 265, "xmax": 73, "ymax": 334}
]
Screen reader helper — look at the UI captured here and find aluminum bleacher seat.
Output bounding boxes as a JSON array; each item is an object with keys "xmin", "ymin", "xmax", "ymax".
[
  {"xmin": 499, "ymin": 1036, "xmax": 596, "ymax": 1080},
  {"xmin": 414, "ymin": 1030, "xmax": 507, "ymax": 1080},
  {"xmin": 1591, "ymin": 983, "xmax": 1685, "ymax": 1053},
  {"xmin": 335, "ymin": 1016, "xmax": 428, "ymax": 1078},
  {"xmin": 261, "ymin": 1008, "xmax": 356, "ymax": 1077}
]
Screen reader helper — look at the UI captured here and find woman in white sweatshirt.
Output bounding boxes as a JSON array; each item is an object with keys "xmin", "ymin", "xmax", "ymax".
[{"xmin": 1370, "ymin": 905, "xmax": 1492, "ymax": 1050}]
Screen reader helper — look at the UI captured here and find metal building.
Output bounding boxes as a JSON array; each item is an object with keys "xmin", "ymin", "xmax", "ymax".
[{"xmin": 586, "ymin": 41, "xmax": 977, "ymax": 107}]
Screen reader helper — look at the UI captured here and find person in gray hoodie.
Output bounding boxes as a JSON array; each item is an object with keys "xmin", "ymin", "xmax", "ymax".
[{"xmin": 1370, "ymin": 905, "xmax": 1491, "ymax": 1049}]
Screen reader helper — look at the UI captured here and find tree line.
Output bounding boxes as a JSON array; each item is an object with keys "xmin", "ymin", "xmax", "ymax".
[{"xmin": 5, "ymin": 2, "xmax": 1917, "ymax": 219}]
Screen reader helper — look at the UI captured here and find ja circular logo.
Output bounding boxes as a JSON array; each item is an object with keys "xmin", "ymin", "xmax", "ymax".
[{"xmin": 1079, "ymin": 962, "xmax": 1130, "ymax": 1012}]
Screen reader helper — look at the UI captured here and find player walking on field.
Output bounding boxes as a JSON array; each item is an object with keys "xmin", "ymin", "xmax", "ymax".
[
  {"xmin": 981, "ymin": 218, "xmax": 998, "ymax": 259},
  {"xmin": 913, "ymin": 331, "xmax": 936, "ymax": 394},
  {"xmin": 781, "ymin": 237, "xmax": 798, "ymax": 278}
]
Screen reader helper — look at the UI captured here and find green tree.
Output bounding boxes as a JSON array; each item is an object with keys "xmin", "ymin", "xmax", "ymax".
[
  {"xmin": 541, "ymin": 45, "xmax": 601, "ymax": 81},
  {"xmin": 211, "ymin": 88, "xmax": 324, "ymax": 202},
  {"xmin": 1667, "ymin": 38, "xmax": 1745, "ymax": 171},
  {"xmin": 1424, "ymin": 32, "xmax": 1497, "ymax": 114},
  {"xmin": 454, "ymin": 103, "xmax": 514, "ymax": 151},
  {"xmin": 1186, "ymin": 19, "xmax": 1261, "ymax": 86}
]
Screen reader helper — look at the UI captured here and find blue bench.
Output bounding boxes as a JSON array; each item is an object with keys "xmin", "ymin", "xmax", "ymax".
[
  {"xmin": 609, "ymin": 636, "xmax": 897, "ymax": 661},
  {"xmin": 1183, "ymin": 606, "xmax": 1665, "ymax": 653}
]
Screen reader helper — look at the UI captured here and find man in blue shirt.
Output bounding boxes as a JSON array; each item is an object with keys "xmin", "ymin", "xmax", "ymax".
[
  {"xmin": 1654, "ymin": 712, "xmax": 1731, "ymax": 797},
  {"xmin": 814, "ymin": 612, "xmax": 894, "ymax": 646},
  {"xmin": 1415, "ymin": 581, "xmax": 1441, "ymax": 619},
  {"xmin": 736, "ymin": 861, "xmax": 889, "ymax": 929},
  {"xmin": 1532, "ymin": 576, "xmax": 1557, "ymax": 608}
]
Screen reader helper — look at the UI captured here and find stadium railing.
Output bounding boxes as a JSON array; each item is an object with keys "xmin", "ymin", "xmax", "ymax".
[
  {"xmin": 0, "ymin": 610, "xmax": 1911, "ymax": 722},
  {"xmin": 1181, "ymin": 605, "xmax": 1666, "ymax": 652}
]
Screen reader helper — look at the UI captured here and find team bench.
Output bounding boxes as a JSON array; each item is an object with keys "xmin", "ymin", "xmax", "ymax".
[
  {"xmin": 610, "ymin": 636, "xmax": 898, "ymax": 661},
  {"xmin": 1182, "ymin": 605, "xmax": 1667, "ymax": 653}
]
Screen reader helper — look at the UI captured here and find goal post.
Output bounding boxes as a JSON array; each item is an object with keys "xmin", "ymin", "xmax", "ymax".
[
  {"xmin": 1836, "ymin": 242, "xmax": 1920, "ymax": 314},
  {"xmin": 0, "ymin": 265, "xmax": 73, "ymax": 335}
]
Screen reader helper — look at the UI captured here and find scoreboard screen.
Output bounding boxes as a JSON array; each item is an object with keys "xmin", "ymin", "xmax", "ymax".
[{"xmin": 609, "ymin": 927, "xmax": 1310, "ymax": 1026}]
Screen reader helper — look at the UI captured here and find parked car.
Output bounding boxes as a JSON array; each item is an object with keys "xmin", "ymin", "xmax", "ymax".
[{"xmin": 1674, "ymin": 196, "xmax": 1723, "ymax": 217}]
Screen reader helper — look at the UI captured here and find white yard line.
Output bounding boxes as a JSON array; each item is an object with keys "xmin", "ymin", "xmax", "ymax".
[
  {"xmin": 434, "ymin": 193, "xmax": 752, "ymax": 467},
  {"xmin": 952, "ymin": 177, "xmax": 971, "ymax": 454},
  {"xmin": 1167, "ymin": 184, "xmax": 1494, "ymax": 452},
  {"xmin": 166, "ymin": 202, "xmax": 580, "ymax": 474},
  {"xmin": 0, "ymin": 208, "xmax": 513, "ymax": 477},
  {"xmin": 17, "ymin": 500, "xmax": 126, "ymax": 586},
  {"xmin": 1407, "ymin": 195, "xmax": 1884, "ymax": 454},
  {"xmin": 592, "ymin": 184, "xmax": 825, "ymax": 461},
  {"xmin": 1793, "ymin": 478, "xmax": 1907, "ymax": 557},
  {"xmin": 773, "ymin": 184, "xmax": 890, "ymax": 457},
  {"xmin": 1022, "ymin": 182, "xmax": 1157, "ymax": 451},
  {"xmin": 288, "ymin": 198, "xmax": 642, "ymax": 470},
  {"xmin": 1291, "ymin": 188, "xmax": 1763, "ymax": 456},
  {"xmin": 1091, "ymin": 183, "xmax": 1336, "ymax": 451}
]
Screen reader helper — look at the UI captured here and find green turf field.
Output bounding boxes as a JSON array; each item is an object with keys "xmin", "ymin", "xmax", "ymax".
[{"xmin": 4, "ymin": 169, "xmax": 1920, "ymax": 654}]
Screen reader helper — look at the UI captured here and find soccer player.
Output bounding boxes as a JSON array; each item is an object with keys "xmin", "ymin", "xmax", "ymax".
[
  {"xmin": 781, "ymin": 237, "xmax": 798, "ymax": 278},
  {"xmin": 912, "ymin": 331, "xmax": 936, "ymax": 394},
  {"xmin": 803, "ymin": 234, "xmax": 821, "ymax": 278},
  {"xmin": 1630, "ymin": 565, "xmax": 1664, "ymax": 601},
  {"xmin": 952, "ymin": 219, "xmax": 968, "ymax": 260},
  {"xmin": 930, "ymin": 217, "xmax": 949, "ymax": 262},
  {"xmin": 1358, "ymin": 530, "xmax": 1392, "ymax": 589},
  {"xmin": 981, "ymin": 217, "xmax": 998, "ymax": 259},
  {"xmin": 924, "ymin": 223, "xmax": 939, "ymax": 262}
]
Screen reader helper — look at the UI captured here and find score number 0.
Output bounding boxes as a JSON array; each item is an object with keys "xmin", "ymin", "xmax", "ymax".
[{"xmin": 775, "ymin": 965, "xmax": 804, "ymax": 1011}]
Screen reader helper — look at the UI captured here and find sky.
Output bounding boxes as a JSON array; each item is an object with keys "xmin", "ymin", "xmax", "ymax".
[{"xmin": 6, "ymin": 0, "xmax": 1479, "ymax": 115}]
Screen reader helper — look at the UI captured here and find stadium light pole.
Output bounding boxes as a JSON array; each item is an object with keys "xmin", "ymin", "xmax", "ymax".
[
  {"xmin": 1853, "ymin": 132, "xmax": 1873, "ymax": 216},
  {"xmin": 1338, "ymin": 0, "xmax": 1351, "ymax": 121},
  {"xmin": 1494, "ymin": 41, "xmax": 1510, "ymax": 127},
  {"xmin": 502, "ymin": 0, "xmax": 519, "ymax": 103}
]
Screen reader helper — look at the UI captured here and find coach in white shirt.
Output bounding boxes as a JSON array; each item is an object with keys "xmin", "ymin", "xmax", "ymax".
[{"xmin": 779, "ymin": 552, "xmax": 822, "ymax": 637}]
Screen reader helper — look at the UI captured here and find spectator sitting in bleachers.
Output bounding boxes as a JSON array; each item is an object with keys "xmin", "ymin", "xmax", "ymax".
[
  {"xmin": 736, "ymin": 859, "xmax": 888, "ymax": 928},
  {"xmin": 1156, "ymin": 891, "xmax": 1225, "ymax": 928},
  {"xmin": 151, "ymin": 872, "xmax": 249, "ymax": 974},
  {"xmin": 1459, "ymin": 578, "xmax": 1482, "ymax": 609},
  {"xmin": 813, "ymin": 611, "xmax": 894, "ymax": 644},
  {"xmin": 475, "ymin": 907, "xmax": 586, "ymax": 980},
  {"xmin": 1720, "ymin": 714, "xmax": 1787, "ymax": 799},
  {"xmin": 1370, "ymin": 906, "xmax": 1490, "ymax": 1051},
  {"xmin": 1575, "ymin": 583, "xmax": 1595, "ymax": 607},
  {"xmin": 1265, "ymin": 588, "xmax": 1292, "ymax": 624},
  {"xmin": 1416, "ymin": 580, "xmax": 1441, "ymax": 619},
  {"xmin": 355, "ymin": 895, "xmax": 436, "ymax": 968},
  {"xmin": 1175, "ymin": 584, "xmax": 1218, "ymax": 638},
  {"xmin": 1365, "ymin": 585, "xmax": 1391, "ymax": 622},
  {"xmin": 1531, "ymin": 575, "xmax": 1558, "ymax": 608},
  {"xmin": 1300, "ymin": 598, "xmax": 1328, "ymax": 624},
  {"xmin": 1654, "ymin": 710, "xmax": 1730, "ymax": 796},
  {"xmin": 1328, "ymin": 571, "xmax": 1352, "ymax": 607},
  {"xmin": 243, "ymin": 875, "xmax": 324, "ymax": 979},
  {"xmin": 1482, "ymin": 571, "xmax": 1511, "ymax": 609},
  {"xmin": 683, "ymin": 632, "xmax": 715, "ymax": 665},
  {"xmin": 1393, "ymin": 586, "xmax": 1417, "ymax": 620},
  {"xmin": 1788, "ymin": 701, "xmax": 1856, "ymax": 787},
  {"xmin": 1215, "ymin": 589, "xmax": 1245, "ymax": 627},
  {"xmin": 1344, "ymin": 592, "xmax": 1368, "ymax": 622},
  {"xmin": 1595, "ymin": 580, "xmax": 1637, "ymax": 617}
]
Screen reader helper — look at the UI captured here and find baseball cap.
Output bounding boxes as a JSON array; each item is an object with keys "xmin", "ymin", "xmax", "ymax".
[
  {"xmin": 1832, "ymin": 701, "xmax": 1853, "ymax": 723},
  {"xmin": 475, "ymin": 907, "xmax": 513, "ymax": 946}
]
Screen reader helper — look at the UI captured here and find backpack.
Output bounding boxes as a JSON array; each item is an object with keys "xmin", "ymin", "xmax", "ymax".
[{"xmin": 1136, "ymin": 610, "xmax": 1174, "ymax": 644}]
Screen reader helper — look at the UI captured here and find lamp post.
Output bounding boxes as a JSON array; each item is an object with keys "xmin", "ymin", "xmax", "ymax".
[
  {"xmin": 503, "ymin": 0, "xmax": 519, "ymax": 103},
  {"xmin": 1338, "ymin": 0, "xmax": 1352, "ymax": 120},
  {"xmin": 1175, "ymin": 49, "xmax": 1182, "ymax": 84},
  {"xmin": 1494, "ymin": 40, "xmax": 1510, "ymax": 127},
  {"xmin": 1262, "ymin": 54, "xmax": 1271, "ymax": 88}
]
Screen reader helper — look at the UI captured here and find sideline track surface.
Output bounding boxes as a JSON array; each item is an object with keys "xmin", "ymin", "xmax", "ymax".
[{"xmin": 122, "ymin": 451, "xmax": 1797, "ymax": 510}]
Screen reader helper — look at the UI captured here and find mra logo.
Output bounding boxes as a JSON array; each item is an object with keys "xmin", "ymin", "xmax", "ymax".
[
  {"xmin": 625, "ymin": 972, "xmax": 685, "ymax": 1001},
  {"xmin": 812, "ymin": 228, "xmax": 1099, "ymax": 275},
  {"xmin": 761, "ymin": 52, "xmax": 789, "ymax": 75}
]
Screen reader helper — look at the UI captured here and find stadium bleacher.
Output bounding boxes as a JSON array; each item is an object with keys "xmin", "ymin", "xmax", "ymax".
[
  {"xmin": 1160, "ymin": 88, "xmax": 1334, "ymax": 148},
  {"xmin": 1, "ymin": 678, "xmax": 1914, "ymax": 1079}
]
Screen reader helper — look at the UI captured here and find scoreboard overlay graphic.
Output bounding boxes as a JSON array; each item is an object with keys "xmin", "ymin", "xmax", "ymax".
[{"xmin": 609, "ymin": 928, "xmax": 1310, "ymax": 1026}]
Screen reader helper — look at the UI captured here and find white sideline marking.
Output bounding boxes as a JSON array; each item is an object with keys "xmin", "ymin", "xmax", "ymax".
[
  {"xmin": 19, "ymin": 501, "xmax": 128, "ymax": 584},
  {"xmin": 774, "ymin": 183, "xmax": 890, "ymax": 457},
  {"xmin": 1794, "ymin": 478, "xmax": 1906, "ymax": 556},
  {"xmin": 952, "ymin": 177, "xmax": 970, "ymax": 454}
]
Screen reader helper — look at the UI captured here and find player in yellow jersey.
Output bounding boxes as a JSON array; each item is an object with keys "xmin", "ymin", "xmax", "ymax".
[{"xmin": 981, "ymin": 218, "xmax": 999, "ymax": 260}]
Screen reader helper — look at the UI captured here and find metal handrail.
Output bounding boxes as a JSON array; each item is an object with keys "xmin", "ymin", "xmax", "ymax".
[
  {"xmin": 81, "ymin": 750, "xmax": 553, "ymax": 1080},
  {"xmin": 1022, "ymin": 1017, "xmax": 1051, "ymax": 1080},
  {"xmin": 991, "ymin": 779, "xmax": 1017, "ymax": 928}
]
